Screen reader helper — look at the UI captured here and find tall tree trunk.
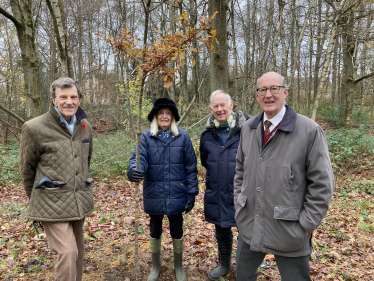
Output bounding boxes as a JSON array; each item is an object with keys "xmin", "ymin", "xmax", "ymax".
[
  {"xmin": 331, "ymin": 39, "xmax": 339, "ymax": 106},
  {"xmin": 208, "ymin": 0, "xmax": 229, "ymax": 92},
  {"xmin": 190, "ymin": 0, "xmax": 200, "ymax": 103},
  {"xmin": 311, "ymin": 0, "xmax": 347, "ymax": 121},
  {"xmin": 230, "ymin": 0, "xmax": 238, "ymax": 96},
  {"xmin": 288, "ymin": 0, "xmax": 315, "ymax": 100},
  {"xmin": 0, "ymin": 0, "xmax": 42, "ymax": 119},
  {"xmin": 45, "ymin": 0, "xmax": 74, "ymax": 78}
]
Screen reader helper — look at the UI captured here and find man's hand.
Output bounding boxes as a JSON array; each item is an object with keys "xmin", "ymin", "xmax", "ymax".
[
  {"xmin": 184, "ymin": 201, "xmax": 194, "ymax": 214},
  {"xmin": 129, "ymin": 168, "xmax": 144, "ymax": 182}
]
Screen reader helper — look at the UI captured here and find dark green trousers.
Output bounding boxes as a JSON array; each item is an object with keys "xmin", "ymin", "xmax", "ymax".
[{"xmin": 236, "ymin": 235, "xmax": 312, "ymax": 281}]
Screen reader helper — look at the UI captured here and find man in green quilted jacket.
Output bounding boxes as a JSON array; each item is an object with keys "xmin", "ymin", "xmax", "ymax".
[{"xmin": 19, "ymin": 77, "xmax": 94, "ymax": 281}]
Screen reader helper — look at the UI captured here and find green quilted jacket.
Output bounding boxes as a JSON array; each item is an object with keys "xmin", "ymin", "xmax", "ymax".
[{"xmin": 19, "ymin": 106, "xmax": 94, "ymax": 222}]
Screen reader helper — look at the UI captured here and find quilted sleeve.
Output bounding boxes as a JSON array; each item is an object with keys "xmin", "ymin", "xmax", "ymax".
[
  {"xmin": 183, "ymin": 131, "xmax": 198, "ymax": 196},
  {"xmin": 19, "ymin": 123, "xmax": 40, "ymax": 199}
]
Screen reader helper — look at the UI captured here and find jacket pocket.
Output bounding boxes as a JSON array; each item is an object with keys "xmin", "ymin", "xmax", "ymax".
[
  {"xmin": 263, "ymin": 206, "xmax": 306, "ymax": 252},
  {"xmin": 285, "ymin": 164, "xmax": 294, "ymax": 191},
  {"xmin": 82, "ymin": 178, "xmax": 94, "ymax": 191},
  {"xmin": 235, "ymin": 193, "xmax": 247, "ymax": 210}
]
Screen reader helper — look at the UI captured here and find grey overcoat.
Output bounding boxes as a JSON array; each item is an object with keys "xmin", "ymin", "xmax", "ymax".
[{"xmin": 234, "ymin": 106, "xmax": 334, "ymax": 257}]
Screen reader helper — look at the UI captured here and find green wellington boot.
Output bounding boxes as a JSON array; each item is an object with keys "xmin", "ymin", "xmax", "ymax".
[
  {"xmin": 208, "ymin": 242, "xmax": 233, "ymax": 280},
  {"xmin": 172, "ymin": 237, "xmax": 187, "ymax": 281},
  {"xmin": 147, "ymin": 237, "xmax": 161, "ymax": 281}
]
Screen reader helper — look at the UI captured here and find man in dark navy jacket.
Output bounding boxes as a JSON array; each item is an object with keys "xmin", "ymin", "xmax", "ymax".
[{"xmin": 200, "ymin": 90, "xmax": 249, "ymax": 280}]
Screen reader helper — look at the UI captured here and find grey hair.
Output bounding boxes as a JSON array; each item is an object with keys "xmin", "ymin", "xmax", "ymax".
[
  {"xmin": 256, "ymin": 73, "xmax": 288, "ymax": 89},
  {"xmin": 150, "ymin": 116, "xmax": 179, "ymax": 136},
  {"xmin": 50, "ymin": 77, "xmax": 82, "ymax": 99},
  {"xmin": 209, "ymin": 90, "xmax": 232, "ymax": 105}
]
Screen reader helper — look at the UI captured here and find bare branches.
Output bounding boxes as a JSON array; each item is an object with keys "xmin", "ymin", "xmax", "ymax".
[
  {"xmin": 0, "ymin": 6, "xmax": 22, "ymax": 28},
  {"xmin": 355, "ymin": 72, "xmax": 374, "ymax": 84},
  {"xmin": 0, "ymin": 103, "xmax": 25, "ymax": 124}
]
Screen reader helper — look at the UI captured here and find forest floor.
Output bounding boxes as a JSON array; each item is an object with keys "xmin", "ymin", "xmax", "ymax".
[{"xmin": 1, "ymin": 169, "xmax": 374, "ymax": 281}]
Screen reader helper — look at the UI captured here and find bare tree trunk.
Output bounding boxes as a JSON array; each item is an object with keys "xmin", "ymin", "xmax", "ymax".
[
  {"xmin": 279, "ymin": 0, "xmax": 287, "ymax": 77},
  {"xmin": 208, "ymin": 0, "xmax": 229, "ymax": 92},
  {"xmin": 288, "ymin": 0, "xmax": 315, "ymax": 97},
  {"xmin": 190, "ymin": 0, "xmax": 200, "ymax": 103},
  {"xmin": 0, "ymin": 0, "xmax": 42, "ymax": 119},
  {"xmin": 45, "ymin": 0, "xmax": 74, "ymax": 77},
  {"xmin": 271, "ymin": 0, "xmax": 285, "ymax": 71},
  {"xmin": 311, "ymin": 0, "xmax": 347, "ymax": 121},
  {"xmin": 230, "ymin": 0, "xmax": 238, "ymax": 96},
  {"xmin": 331, "ymin": 39, "xmax": 339, "ymax": 106}
]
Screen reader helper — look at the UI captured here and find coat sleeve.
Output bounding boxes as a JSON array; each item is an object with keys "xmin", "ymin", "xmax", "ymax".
[
  {"xmin": 19, "ymin": 123, "xmax": 40, "ymax": 199},
  {"xmin": 199, "ymin": 133, "xmax": 208, "ymax": 169},
  {"xmin": 183, "ymin": 132, "xmax": 199, "ymax": 196},
  {"xmin": 233, "ymin": 126, "xmax": 245, "ymax": 208},
  {"xmin": 299, "ymin": 126, "xmax": 335, "ymax": 234},
  {"xmin": 127, "ymin": 132, "xmax": 149, "ymax": 181}
]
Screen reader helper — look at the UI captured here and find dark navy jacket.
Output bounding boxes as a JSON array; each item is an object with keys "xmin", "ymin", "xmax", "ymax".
[
  {"xmin": 200, "ymin": 110, "xmax": 249, "ymax": 228},
  {"xmin": 127, "ymin": 127, "xmax": 198, "ymax": 216}
]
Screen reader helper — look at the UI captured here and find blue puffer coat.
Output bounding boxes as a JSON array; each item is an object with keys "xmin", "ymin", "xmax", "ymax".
[
  {"xmin": 127, "ymin": 127, "xmax": 198, "ymax": 216},
  {"xmin": 200, "ymin": 110, "xmax": 249, "ymax": 228}
]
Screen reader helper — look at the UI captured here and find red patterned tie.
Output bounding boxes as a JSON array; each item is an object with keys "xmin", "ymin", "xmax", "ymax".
[{"xmin": 264, "ymin": 120, "xmax": 272, "ymax": 135}]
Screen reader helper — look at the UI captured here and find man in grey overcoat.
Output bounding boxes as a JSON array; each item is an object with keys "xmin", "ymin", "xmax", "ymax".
[{"xmin": 234, "ymin": 72, "xmax": 334, "ymax": 280}]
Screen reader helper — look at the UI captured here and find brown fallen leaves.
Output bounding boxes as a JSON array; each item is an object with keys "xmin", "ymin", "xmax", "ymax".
[{"xmin": 0, "ymin": 175, "xmax": 373, "ymax": 280}]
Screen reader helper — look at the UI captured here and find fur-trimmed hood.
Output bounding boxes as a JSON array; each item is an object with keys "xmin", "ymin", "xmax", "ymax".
[{"xmin": 205, "ymin": 109, "xmax": 250, "ymax": 130}]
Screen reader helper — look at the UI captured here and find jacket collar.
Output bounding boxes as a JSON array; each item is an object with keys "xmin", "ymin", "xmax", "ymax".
[{"xmin": 248, "ymin": 105, "xmax": 297, "ymax": 132}]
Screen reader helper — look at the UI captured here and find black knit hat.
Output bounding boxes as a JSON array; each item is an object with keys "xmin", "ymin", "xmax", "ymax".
[{"xmin": 147, "ymin": 98, "xmax": 180, "ymax": 122}]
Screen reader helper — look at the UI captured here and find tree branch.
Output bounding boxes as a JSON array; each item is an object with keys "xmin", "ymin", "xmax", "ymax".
[
  {"xmin": 0, "ymin": 6, "xmax": 22, "ymax": 27},
  {"xmin": 0, "ymin": 117, "xmax": 22, "ymax": 130},
  {"xmin": 177, "ymin": 95, "xmax": 195, "ymax": 125},
  {"xmin": 354, "ymin": 72, "xmax": 374, "ymax": 84},
  {"xmin": 0, "ymin": 118, "xmax": 20, "ymax": 142},
  {"xmin": 0, "ymin": 103, "xmax": 25, "ymax": 124}
]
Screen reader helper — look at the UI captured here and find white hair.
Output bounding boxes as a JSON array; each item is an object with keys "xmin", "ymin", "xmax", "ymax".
[
  {"xmin": 150, "ymin": 116, "xmax": 179, "ymax": 136},
  {"xmin": 209, "ymin": 90, "xmax": 232, "ymax": 105}
]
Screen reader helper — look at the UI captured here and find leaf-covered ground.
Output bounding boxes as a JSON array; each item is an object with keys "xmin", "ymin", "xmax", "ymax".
[{"xmin": 1, "ymin": 174, "xmax": 373, "ymax": 280}]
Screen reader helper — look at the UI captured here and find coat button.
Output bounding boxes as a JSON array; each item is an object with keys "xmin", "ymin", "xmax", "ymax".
[
  {"xmin": 75, "ymin": 172, "xmax": 79, "ymax": 176},
  {"xmin": 72, "ymin": 138, "xmax": 75, "ymax": 142},
  {"xmin": 74, "ymin": 154, "xmax": 78, "ymax": 158},
  {"xmin": 256, "ymin": 187, "xmax": 261, "ymax": 192},
  {"xmin": 255, "ymin": 214, "xmax": 260, "ymax": 219},
  {"xmin": 258, "ymin": 158, "xmax": 263, "ymax": 162}
]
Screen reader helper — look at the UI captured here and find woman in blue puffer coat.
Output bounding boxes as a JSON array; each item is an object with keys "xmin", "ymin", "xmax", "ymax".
[{"xmin": 127, "ymin": 98, "xmax": 198, "ymax": 281}]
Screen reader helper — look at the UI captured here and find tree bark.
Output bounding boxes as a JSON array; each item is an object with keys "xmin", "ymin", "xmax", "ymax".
[
  {"xmin": 208, "ymin": 0, "xmax": 229, "ymax": 93},
  {"xmin": 45, "ymin": 0, "xmax": 74, "ymax": 78},
  {"xmin": 311, "ymin": 0, "xmax": 347, "ymax": 121},
  {"xmin": 1, "ymin": 1, "xmax": 42, "ymax": 119}
]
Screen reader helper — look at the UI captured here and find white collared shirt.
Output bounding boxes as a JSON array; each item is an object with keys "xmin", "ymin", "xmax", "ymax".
[{"xmin": 263, "ymin": 106, "xmax": 286, "ymax": 132}]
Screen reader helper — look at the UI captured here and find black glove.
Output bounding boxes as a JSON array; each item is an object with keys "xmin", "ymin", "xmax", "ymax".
[
  {"xmin": 35, "ymin": 176, "xmax": 66, "ymax": 189},
  {"xmin": 184, "ymin": 201, "xmax": 195, "ymax": 214},
  {"xmin": 129, "ymin": 168, "xmax": 144, "ymax": 182}
]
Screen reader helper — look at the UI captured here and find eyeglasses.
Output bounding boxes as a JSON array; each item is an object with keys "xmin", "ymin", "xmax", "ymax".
[{"xmin": 256, "ymin": 86, "xmax": 285, "ymax": 96}]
